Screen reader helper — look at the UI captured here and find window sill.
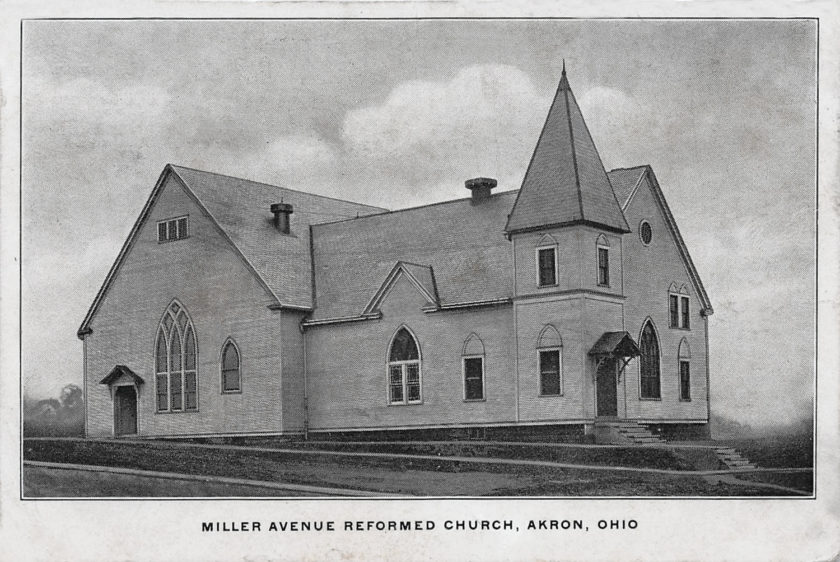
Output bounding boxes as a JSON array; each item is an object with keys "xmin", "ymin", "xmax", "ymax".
[
  {"xmin": 537, "ymin": 283, "xmax": 558, "ymax": 289},
  {"xmin": 638, "ymin": 397, "xmax": 661, "ymax": 401},
  {"xmin": 388, "ymin": 401, "xmax": 423, "ymax": 406},
  {"xmin": 538, "ymin": 393, "xmax": 564, "ymax": 398},
  {"xmin": 463, "ymin": 398, "xmax": 486, "ymax": 403},
  {"xmin": 157, "ymin": 236, "xmax": 190, "ymax": 244},
  {"xmin": 679, "ymin": 398, "xmax": 692, "ymax": 402},
  {"xmin": 669, "ymin": 326, "xmax": 691, "ymax": 331},
  {"xmin": 597, "ymin": 283, "xmax": 610, "ymax": 289},
  {"xmin": 222, "ymin": 390, "xmax": 242, "ymax": 395},
  {"xmin": 155, "ymin": 409, "xmax": 200, "ymax": 414}
]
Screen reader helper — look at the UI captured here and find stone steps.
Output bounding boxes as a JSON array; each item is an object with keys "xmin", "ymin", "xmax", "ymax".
[
  {"xmin": 594, "ymin": 421, "xmax": 666, "ymax": 445},
  {"xmin": 714, "ymin": 447, "xmax": 757, "ymax": 470}
]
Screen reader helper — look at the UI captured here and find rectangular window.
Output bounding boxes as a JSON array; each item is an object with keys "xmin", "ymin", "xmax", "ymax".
[
  {"xmin": 537, "ymin": 247, "xmax": 556, "ymax": 287},
  {"xmin": 641, "ymin": 371, "xmax": 661, "ymax": 400},
  {"xmin": 184, "ymin": 372, "xmax": 198, "ymax": 410},
  {"xmin": 679, "ymin": 361, "xmax": 691, "ymax": 401},
  {"xmin": 597, "ymin": 248, "xmax": 609, "ymax": 286},
  {"xmin": 681, "ymin": 296, "xmax": 690, "ymax": 329},
  {"xmin": 389, "ymin": 365, "xmax": 404, "ymax": 403},
  {"xmin": 157, "ymin": 216, "xmax": 189, "ymax": 243},
  {"xmin": 156, "ymin": 374, "xmax": 168, "ymax": 411},
  {"xmin": 463, "ymin": 357, "xmax": 485, "ymax": 401},
  {"xmin": 170, "ymin": 374, "xmax": 183, "ymax": 410},
  {"xmin": 406, "ymin": 364, "xmax": 421, "ymax": 402},
  {"xmin": 670, "ymin": 295, "xmax": 679, "ymax": 327},
  {"xmin": 539, "ymin": 349, "xmax": 562, "ymax": 396}
]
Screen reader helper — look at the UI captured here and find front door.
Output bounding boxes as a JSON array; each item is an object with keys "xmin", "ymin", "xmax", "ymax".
[
  {"xmin": 114, "ymin": 386, "xmax": 137, "ymax": 436},
  {"xmin": 596, "ymin": 358, "xmax": 618, "ymax": 417}
]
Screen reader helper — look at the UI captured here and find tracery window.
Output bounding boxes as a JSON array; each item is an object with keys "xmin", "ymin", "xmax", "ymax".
[{"xmin": 155, "ymin": 301, "xmax": 198, "ymax": 412}]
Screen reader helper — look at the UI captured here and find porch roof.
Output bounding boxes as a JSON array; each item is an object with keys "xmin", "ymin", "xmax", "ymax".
[
  {"xmin": 588, "ymin": 331, "xmax": 640, "ymax": 358},
  {"xmin": 99, "ymin": 365, "xmax": 145, "ymax": 386}
]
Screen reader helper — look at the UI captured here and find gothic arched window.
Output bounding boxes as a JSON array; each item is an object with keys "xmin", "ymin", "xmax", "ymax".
[
  {"xmin": 155, "ymin": 301, "xmax": 198, "ymax": 412},
  {"xmin": 221, "ymin": 339, "xmax": 241, "ymax": 393},
  {"xmin": 639, "ymin": 320, "xmax": 660, "ymax": 399},
  {"xmin": 388, "ymin": 327, "xmax": 421, "ymax": 405}
]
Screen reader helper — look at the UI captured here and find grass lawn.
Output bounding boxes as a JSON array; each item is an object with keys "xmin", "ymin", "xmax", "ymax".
[
  {"xmin": 24, "ymin": 466, "xmax": 323, "ymax": 497},
  {"xmin": 23, "ymin": 439, "xmax": 803, "ymax": 497},
  {"xmin": 717, "ymin": 434, "xmax": 813, "ymax": 469}
]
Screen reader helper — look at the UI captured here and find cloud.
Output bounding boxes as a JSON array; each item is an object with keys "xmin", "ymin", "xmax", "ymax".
[{"xmin": 340, "ymin": 64, "xmax": 550, "ymax": 203}]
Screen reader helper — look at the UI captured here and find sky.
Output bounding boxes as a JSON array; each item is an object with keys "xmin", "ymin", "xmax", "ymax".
[{"xmin": 21, "ymin": 20, "xmax": 816, "ymax": 428}]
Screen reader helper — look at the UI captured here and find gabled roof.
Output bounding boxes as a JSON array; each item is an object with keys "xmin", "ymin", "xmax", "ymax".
[
  {"xmin": 363, "ymin": 261, "xmax": 440, "ymax": 314},
  {"xmin": 78, "ymin": 165, "xmax": 386, "ymax": 338},
  {"xmin": 589, "ymin": 331, "xmax": 640, "ymax": 358},
  {"xmin": 311, "ymin": 190, "xmax": 517, "ymax": 321},
  {"xmin": 615, "ymin": 165, "xmax": 713, "ymax": 314},
  {"xmin": 506, "ymin": 68, "xmax": 630, "ymax": 235},
  {"xmin": 100, "ymin": 365, "xmax": 145, "ymax": 386},
  {"xmin": 607, "ymin": 166, "xmax": 647, "ymax": 209}
]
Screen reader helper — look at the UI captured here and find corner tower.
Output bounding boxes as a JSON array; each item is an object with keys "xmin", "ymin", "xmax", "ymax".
[
  {"xmin": 508, "ymin": 66, "xmax": 634, "ymax": 426},
  {"xmin": 506, "ymin": 64, "xmax": 629, "ymax": 235}
]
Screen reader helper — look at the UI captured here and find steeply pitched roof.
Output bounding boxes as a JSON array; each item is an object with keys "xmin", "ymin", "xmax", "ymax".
[
  {"xmin": 612, "ymin": 164, "xmax": 713, "ymax": 314},
  {"xmin": 170, "ymin": 165, "xmax": 386, "ymax": 309},
  {"xmin": 363, "ymin": 261, "xmax": 440, "ymax": 314},
  {"xmin": 78, "ymin": 165, "xmax": 386, "ymax": 337},
  {"xmin": 311, "ymin": 191, "xmax": 517, "ymax": 320},
  {"xmin": 506, "ymin": 69, "xmax": 630, "ymax": 235},
  {"xmin": 607, "ymin": 166, "xmax": 648, "ymax": 208}
]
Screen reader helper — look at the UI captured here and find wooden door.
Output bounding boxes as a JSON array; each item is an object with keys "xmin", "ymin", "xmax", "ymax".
[
  {"xmin": 114, "ymin": 386, "xmax": 137, "ymax": 436},
  {"xmin": 596, "ymin": 358, "xmax": 618, "ymax": 417}
]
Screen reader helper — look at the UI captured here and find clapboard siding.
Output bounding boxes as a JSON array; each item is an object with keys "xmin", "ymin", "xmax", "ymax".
[
  {"xmin": 622, "ymin": 174, "xmax": 708, "ymax": 421},
  {"xmin": 306, "ymin": 275, "xmax": 516, "ymax": 431},
  {"xmin": 85, "ymin": 176, "xmax": 285, "ymax": 437}
]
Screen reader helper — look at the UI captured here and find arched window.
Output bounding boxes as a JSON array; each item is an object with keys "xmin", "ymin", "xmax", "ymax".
[
  {"xmin": 155, "ymin": 301, "xmax": 198, "ymax": 412},
  {"xmin": 537, "ymin": 325, "xmax": 563, "ymax": 396},
  {"xmin": 221, "ymin": 339, "xmax": 241, "ymax": 393},
  {"xmin": 388, "ymin": 327, "xmax": 421, "ymax": 405},
  {"xmin": 462, "ymin": 334, "xmax": 486, "ymax": 401},
  {"xmin": 678, "ymin": 338, "xmax": 691, "ymax": 401},
  {"xmin": 639, "ymin": 320, "xmax": 660, "ymax": 399}
]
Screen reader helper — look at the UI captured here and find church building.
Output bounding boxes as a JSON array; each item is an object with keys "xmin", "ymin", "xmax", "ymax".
[{"xmin": 78, "ymin": 68, "xmax": 713, "ymax": 442}]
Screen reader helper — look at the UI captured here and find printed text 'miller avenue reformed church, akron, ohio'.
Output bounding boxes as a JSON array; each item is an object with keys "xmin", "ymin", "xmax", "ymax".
[{"xmin": 77, "ymin": 66, "xmax": 713, "ymax": 443}]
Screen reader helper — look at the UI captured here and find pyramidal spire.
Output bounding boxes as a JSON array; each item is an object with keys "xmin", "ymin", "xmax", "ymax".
[{"xmin": 505, "ymin": 67, "xmax": 630, "ymax": 234}]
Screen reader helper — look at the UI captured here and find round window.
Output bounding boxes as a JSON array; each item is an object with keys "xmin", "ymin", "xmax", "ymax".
[{"xmin": 640, "ymin": 221, "xmax": 652, "ymax": 245}]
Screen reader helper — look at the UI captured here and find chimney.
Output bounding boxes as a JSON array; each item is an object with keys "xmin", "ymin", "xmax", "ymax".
[
  {"xmin": 270, "ymin": 202, "xmax": 293, "ymax": 234},
  {"xmin": 465, "ymin": 177, "xmax": 497, "ymax": 202}
]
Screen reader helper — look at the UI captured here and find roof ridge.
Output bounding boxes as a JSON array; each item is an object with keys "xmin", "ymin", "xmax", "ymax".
[
  {"xmin": 608, "ymin": 165, "xmax": 650, "ymax": 173},
  {"xmin": 168, "ymin": 163, "xmax": 387, "ymax": 211},
  {"xmin": 311, "ymin": 188, "xmax": 519, "ymax": 228}
]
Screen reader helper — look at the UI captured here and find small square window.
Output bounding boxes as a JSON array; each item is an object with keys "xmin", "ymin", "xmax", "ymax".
[{"xmin": 157, "ymin": 216, "xmax": 189, "ymax": 243}]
